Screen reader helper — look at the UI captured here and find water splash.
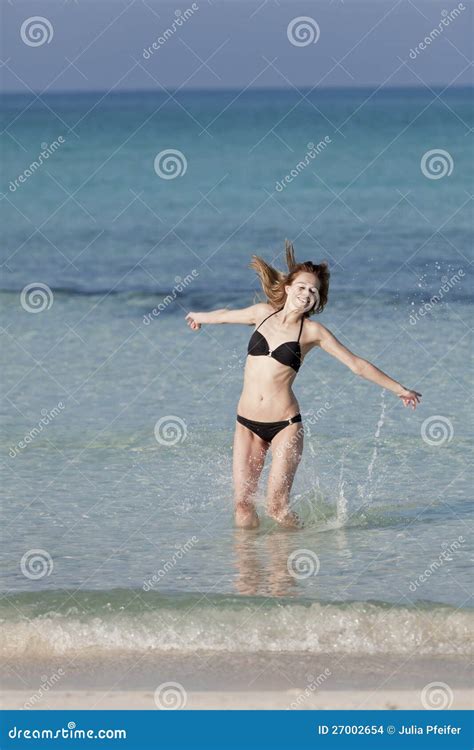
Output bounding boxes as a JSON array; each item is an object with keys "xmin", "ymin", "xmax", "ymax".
[
  {"xmin": 358, "ymin": 389, "xmax": 387, "ymax": 504},
  {"xmin": 297, "ymin": 392, "xmax": 388, "ymax": 531}
]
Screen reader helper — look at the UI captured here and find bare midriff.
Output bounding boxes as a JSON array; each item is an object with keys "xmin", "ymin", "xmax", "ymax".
[{"xmin": 236, "ymin": 355, "xmax": 302, "ymax": 421}]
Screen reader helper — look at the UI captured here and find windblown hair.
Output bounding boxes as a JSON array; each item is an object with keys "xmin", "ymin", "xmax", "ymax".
[{"xmin": 249, "ymin": 239, "xmax": 330, "ymax": 316}]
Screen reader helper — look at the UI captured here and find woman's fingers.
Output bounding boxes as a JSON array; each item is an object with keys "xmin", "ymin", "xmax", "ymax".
[
  {"xmin": 400, "ymin": 391, "xmax": 421, "ymax": 410},
  {"xmin": 185, "ymin": 312, "xmax": 202, "ymax": 330}
]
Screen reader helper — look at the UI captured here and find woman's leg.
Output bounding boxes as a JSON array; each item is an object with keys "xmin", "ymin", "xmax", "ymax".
[
  {"xmin": 233, "ymin": 420, "xmax": 269, "ymax": 529},
  {"xmin": 266, "ymin": 423, "xmax": 304, "ymax": 528}
]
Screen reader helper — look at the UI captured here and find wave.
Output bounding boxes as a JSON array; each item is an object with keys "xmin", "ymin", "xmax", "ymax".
[
  {"xmin": 0, "ymin": 286, "xmax": 185, "ymax": 298},
  {"xmin": 1, "ymin": 589, "xmax": 471, "ymax": 659},
  {"xmin": 0, "ymin": 285, "xmax": 472, "ymax": 308}
]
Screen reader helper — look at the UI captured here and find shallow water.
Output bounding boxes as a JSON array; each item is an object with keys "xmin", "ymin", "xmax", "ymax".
[{"xmin": 1, "ymin": 88, "xmax": 472, "ymax": 656}]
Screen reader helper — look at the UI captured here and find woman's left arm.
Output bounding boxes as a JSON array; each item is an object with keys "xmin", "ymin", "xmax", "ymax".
[{"xmin": 313, "ymin": 323, "xmax": 422, "ymax": 410}]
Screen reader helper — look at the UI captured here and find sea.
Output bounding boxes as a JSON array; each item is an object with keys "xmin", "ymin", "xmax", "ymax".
[{"xmin": 0, "ymin": 87, "xmax": 472, "ymax": 664}]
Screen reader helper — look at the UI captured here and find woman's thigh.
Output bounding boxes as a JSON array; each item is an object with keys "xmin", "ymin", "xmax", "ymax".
[
  {"xmin": 232, "ymin": 421, "xmax": 269, "ymax": 500},
  {"xmin": 266, "ymin": 423, "xmax": 304, "ymax": 500}
]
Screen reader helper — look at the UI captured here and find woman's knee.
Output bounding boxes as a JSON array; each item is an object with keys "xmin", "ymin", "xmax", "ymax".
[{"xmin": 234, "ymin": 480, "xmax": 256, "ymax": 504}]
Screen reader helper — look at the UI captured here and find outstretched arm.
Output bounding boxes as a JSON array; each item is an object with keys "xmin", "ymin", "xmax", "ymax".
[
  {"xmin": 185, "ymin": 303, "xmax": 267, "ymax": 331},
  {"xmin": 313, "ymin": 323, "xmax": 422, "ymax": 410}
]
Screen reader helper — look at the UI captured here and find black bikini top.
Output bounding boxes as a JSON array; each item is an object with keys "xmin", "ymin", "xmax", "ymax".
[{"xmin": 247, "ymin": 308, "xmax": 304, "ymax": 372}]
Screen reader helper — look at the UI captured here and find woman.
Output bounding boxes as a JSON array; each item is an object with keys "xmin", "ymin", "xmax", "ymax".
[{"xmin": 185, "ymin": 241, "xmax": 421, "ymax": 530}]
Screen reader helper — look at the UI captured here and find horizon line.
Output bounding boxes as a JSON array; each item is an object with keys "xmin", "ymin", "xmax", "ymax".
[{"xmin": 2, "ymin": 83, "xmax": 473, "ymax": 97}]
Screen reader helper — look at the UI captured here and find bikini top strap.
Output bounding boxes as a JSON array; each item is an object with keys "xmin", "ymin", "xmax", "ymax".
[
  {"xmin": 297, "ymin": 315, "xmax": 304, "ymax": 343},
  {"xmin": 256, "ymin": 307, "xmax": 283, "ymax": 331}
]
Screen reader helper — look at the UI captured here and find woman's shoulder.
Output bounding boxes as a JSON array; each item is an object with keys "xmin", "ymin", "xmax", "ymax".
[
  {"xmin": 302, "ymin": 318, "xmax": 330, "ymax": 345},
  {"xmin": 252, "ymin": 302, "xmax": 276, "ymax": 320},
  {"xmin": 259, "ymin": 302, "xmax": 278, "ymax": 314}
]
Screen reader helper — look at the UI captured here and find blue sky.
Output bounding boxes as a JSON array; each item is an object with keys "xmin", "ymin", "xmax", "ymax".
[{"xmin": 1, "ymin": 0, "xmax": 472, "ymax": 94}]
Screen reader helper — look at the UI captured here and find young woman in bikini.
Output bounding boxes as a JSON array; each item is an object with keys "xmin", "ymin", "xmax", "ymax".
[{"xmin": 185, "ymin": 241, "xmax": 421, "ymax": 530}]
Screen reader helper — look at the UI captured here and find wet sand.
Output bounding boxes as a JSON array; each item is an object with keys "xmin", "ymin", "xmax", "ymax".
[{"xmin": 1, "ymin": 651, "xmax": 470, "ymax": 710}]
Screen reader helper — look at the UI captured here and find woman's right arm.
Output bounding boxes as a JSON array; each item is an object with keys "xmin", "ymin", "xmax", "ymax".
[{"xmin": 185, "ymin": 303, "xmax": 267, "ymax": 330}]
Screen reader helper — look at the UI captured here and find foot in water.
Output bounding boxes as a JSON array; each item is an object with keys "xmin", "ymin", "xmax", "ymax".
[
  {"xmin": 267, "ymin": 505, "xmax": 303, "ymax": 529},
  {"xmin": 234, "ymin": 501, "xmax": 260, "ymax": 529}
]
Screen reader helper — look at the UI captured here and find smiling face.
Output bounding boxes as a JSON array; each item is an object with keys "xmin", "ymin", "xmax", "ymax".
[{"xmin": 285, "ymin": 271, "xmax": 320, "ymax": 314}]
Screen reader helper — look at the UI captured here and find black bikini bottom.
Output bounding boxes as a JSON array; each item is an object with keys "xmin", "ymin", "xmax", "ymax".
[{"xmin": 236, "ymin": 413, "xmax": 302, "ymax": 443}]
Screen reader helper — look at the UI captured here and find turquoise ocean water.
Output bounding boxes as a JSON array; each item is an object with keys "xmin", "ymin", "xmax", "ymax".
[{"xmin": 0, "ymin": 87, "xmax": 472, "ymax": 659}]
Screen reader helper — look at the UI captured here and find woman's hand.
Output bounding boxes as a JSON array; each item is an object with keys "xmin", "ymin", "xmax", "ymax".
[
  {"xmin": 398, "ymin": 388, "xmax": 422, "ymax": 410},
  {"xmin": 185, "ymin": 312, "xmax": 202, "ymax": 330}
]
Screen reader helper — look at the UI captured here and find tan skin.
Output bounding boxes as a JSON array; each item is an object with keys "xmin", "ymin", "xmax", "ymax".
[{"xmin": 185, "ymin": 271, "xmax": 421, "ymax": 530}]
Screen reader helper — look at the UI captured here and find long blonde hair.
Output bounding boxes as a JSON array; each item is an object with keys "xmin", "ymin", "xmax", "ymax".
[{"xmin": 249, "ymin": 239, "xmax": 330, "ymax": 315}]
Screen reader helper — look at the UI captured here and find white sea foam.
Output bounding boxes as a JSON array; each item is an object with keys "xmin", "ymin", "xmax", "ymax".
[{"xmin": 1, "ymin": 600, "xmax": 471, "ymax": 659}]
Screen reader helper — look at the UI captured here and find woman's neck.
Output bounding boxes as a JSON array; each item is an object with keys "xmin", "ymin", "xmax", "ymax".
[{"xmin": 276, "ymin": 306, "xmax": 303, "ymax": 327}]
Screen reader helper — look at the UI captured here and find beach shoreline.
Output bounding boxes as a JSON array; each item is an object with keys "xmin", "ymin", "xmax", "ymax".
[{"xmin": 1, "ymin": 652, "xmax": 470, "ymax": 711}]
